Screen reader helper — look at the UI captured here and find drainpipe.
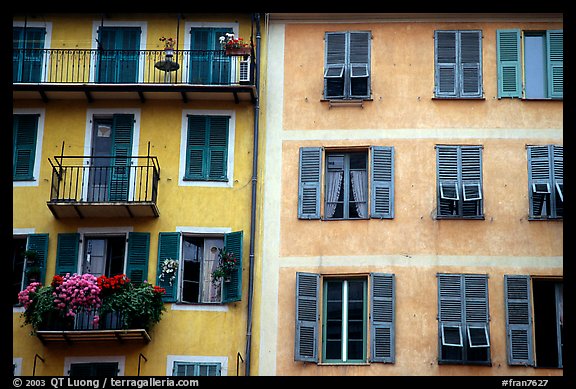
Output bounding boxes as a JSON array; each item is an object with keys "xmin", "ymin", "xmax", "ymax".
[{"xmin": 245, "ymin": 12, "xmax": 261, "ymax": 377}]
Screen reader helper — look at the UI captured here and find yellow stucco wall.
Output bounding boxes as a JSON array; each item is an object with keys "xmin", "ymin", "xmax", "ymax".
[{"xmin": 13, "ymin": 13, "xmax": 259, "ymax": 376}]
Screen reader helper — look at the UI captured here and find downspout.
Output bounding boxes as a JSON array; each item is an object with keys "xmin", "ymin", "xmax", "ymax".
[{"xmin": 245, "ymin": 12, "xmax": 261, "ymax": 377}]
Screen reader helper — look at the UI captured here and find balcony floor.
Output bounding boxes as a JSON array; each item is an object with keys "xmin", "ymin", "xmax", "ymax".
[
  {"xmin": 47, "ymin": 201, "xmax": 160, "ymax": 219},
  {"xmin": 36, "ymin": 329, "xmax": 151, "ymax": 344}
]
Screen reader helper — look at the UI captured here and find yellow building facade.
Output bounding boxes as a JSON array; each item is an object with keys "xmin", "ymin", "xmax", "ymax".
[
  {"xmin": 258, "ymin": 13, "xmax": 563, "ymax": 376},
  {"xmin": 13, "ymin": 13, "xmax": 264, "ymax": 376}
]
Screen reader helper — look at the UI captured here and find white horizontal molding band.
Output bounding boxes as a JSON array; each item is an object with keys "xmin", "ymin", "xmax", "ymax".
[
  {"xmin": 278, "ymin": 255, "xmax": 563, "ymax": 269},
  {"xmin": 280, "ymin": 128, "xmax": 563, "ymax": 141}
]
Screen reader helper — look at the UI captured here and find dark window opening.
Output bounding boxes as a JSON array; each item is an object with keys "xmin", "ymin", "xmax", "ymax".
[
  {"xmin": 12, "ymin": 237, "xmax": 27, "ymax": 305},
  {"xmin": 82, "ymin": 236, "xmax": 126, "ymax": 278},
  {"xmin": 533, "ymin": 279, "xmax": 563, "ymax": 368},
  {"xmin": 325, "ymin": 152, "xmax": 368, "ymax": 220}
]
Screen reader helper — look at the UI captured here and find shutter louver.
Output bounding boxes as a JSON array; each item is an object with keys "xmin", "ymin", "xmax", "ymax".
[
  {"xmin": 109, "ymin": 114, "xmax": 134, "ymax": 201},
  {"xmin": 527, "ymin": 146, "xmax": 551, "ymax": 218},
  {"xmin": 298, "ymin": 147, "xmax": 322, "ymax": 219},
  {"xmin": 349, "ymin": 31, "xmax": 370, "ymax": 98},
  {"xmin": 435, "ymin": 31, "xmax": 458, "ymax": 97},
  {"xmin": 497, "ymin": 29, "xmax": 522, "ymax": 98},
  {"xmin": 459, "ymin": 31, "xmax": 482, "ymax": 97},
  {"xmin": 370, "ymin": 146, "xmax": 394, "ymax": 219},
  {"xmin": 437, "ymin": 146, "xmax": 459, "ymax": 216},
  {"xmin": 461, "ymin": 146, "xmax": 483, "ymax": 217},
  {"xmin": 222, "ymin": 231, "xmax": 243, "ymax": 303},
  {"xmin": 156, "ymin": 232, "xmax": 180, "ymax": 302},
  {"xmin": 546, "ymin": 30, "xmax": 563, "ymax": 99},
  {"xmin": 370, "ymin": 273, "xmax": 395, "ymax": 363},
  {"xmin": 324, "ymin": 32, "xmax": 346, "ymax": 99},
  {"xmin": 186, "ymin": 116, "xmax": 207, "ymax": 179},
  {"xmin": 55, "ymin": 233, "xmax": 80, "ymax": 276},
  {"xmin": 505, "ymin": 275, "xmax": 534, "ymax": 366},
  {"xmin": 13, "ymin": 114, "xmax": 39, "ymax": 181},
  {"xmin": 207, "ymin": 116, "xmax": 229, "ymax": 181},
  {"xmin": 295, "ymin": 272, "xmax": 319, "ymax": 362},
  {"xmin": 126, "ymin": 232, "xmax": 150, "ymax": 284}
]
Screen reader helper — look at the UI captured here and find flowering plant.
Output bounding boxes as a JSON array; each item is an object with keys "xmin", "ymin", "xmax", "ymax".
[
  {"xmin": 211, "ymin": 248, "xmax": 239, "ymax": 284},
  {"xmin": 219, "ymin": 33, "xmax": 249, "ymax": 49},
  {"xmin": 159, "ymin": 36, "xmax": 176, "ymax": 49},
  {"xmin": 52, "ymin": 273, "xmax": 102, "ymax": 324},
  {"xmin": 17, "ymin": 282, "xmax": 57, "ymax": 333},
  {"xmin": 159, "ymin": 258, "xmax": 179, "ymax": 286}
]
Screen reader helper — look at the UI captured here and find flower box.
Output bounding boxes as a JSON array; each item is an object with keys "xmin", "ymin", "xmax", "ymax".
[{"xmin": 225, "ymin": 46, "xmax": 251, "ymax": 57}]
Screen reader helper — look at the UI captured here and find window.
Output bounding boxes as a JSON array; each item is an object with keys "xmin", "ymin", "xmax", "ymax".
[
  {"xmin": 184, "ymin": 115, "xmax": 230, "ymax": 181},
  {"xmin": 13, "ymin": 26, "xmax": 45, "ymax": 83},
  {"xmin": 436, "ymin": 145, "xmax": 483, "ymax": 219},
  {"xmin": 505, "ymin": 276, "xmax": 563, "ymax": 368},
  {"xmin": 69, "ymin": 362, "xmax": 119, "ymax": 376},
  {"xmin": 434, "ymin": 30, "xmax": 483, "ymax": 98},
  {"xmin": 96, "ymin": 27, "xmax": 141, "ymax": 83},
  {"xmin": 55, "ymin": 232, "xmax": 150, "ymax": 283},
  {"xmin": 437, "ymin": 274, "xmax": 491, "ymax": 365},
  {"xmin": 527, "ymin": 145, "xmax": 563, "ymax": 219},
  {"xmin": 12, "ymin": 234, "xmax": 49, "ymax": 305},
  {"xmin": 189, "ymin": 27, "xmax": 232, "ymax": 85},
  {"xmin": 497, "ymin": 30, "xmax": 563, "ymax": 99},
  {"xmin": 295, "ymin": 273, "xmax": 395, "ymax": 364},
  {"xmin": 298, "ymin": 146, "xmax": 394, "ymax": 220},
  {"xmin": 173, "ymin": 362, "xmax": 221, "ymax": 376},
  {"xmin": 156, "ymin": 231, "xmax": 243, "ymax": 304},
  {"xmin": 323, "ymin": 31, "xmax": 371, "ymax": 100},
  {"xmin": 13, "ymin": 114, "xmax": 40, "ymax": 181}
]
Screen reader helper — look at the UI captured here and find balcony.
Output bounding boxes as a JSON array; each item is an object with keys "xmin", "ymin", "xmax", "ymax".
[
  {"xmin": 12, "ymin": 48, "xmax": 255, "ymax": 103},
  {"xmin": 35, "ymin": 308, "xmax": 150, "ymax": 344},
  {"xmin": 47, "ymin": 153, "xmax": 160, "ymax": 219}
]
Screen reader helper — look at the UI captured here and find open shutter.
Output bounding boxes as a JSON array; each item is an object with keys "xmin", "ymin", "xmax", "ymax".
[
  {"xmin": 207, "ymin": 116, "xmax": 229, "ymax": 181},
  {"xmin": 222, "ymin": 231, "xmax": 243, "ymax": 303},
  {"xmin": 437, "ymin": 145, "xmax": 460, "ymax": 217},
  {"xmin": 26, "ymin": 234, "xmax": 49, "ymax": 286},
  {"xmin": 298, "ymin": 147, "xmax": 322, "ymax": 219},
  {"xmin": 109, "ymin": 114, "xmax": 134, "ymax": 201},
  {"xmin": 464, "ymin": 274, "xmax": 490, "ymax": 347},
  {"xmin": 55, "ymin": 233, "xmax": 79, "ymax": 276},
  {"xmin": 497, "ymin": 29, "xmax": 521, "ymax": 98},
  {"xmin": 461, "ymin": 146, "xmax": 483, "ymax": 217},
  {"xmin": 438, "ymin": 274, "xmax": 463, "ymax": 351},
  {"xmin": 546, "ymin": 30, "xmax": 563, "ymax": 99},
  {"xmin": 527, "ymin": 145, "xmax": 552, "ymax": 218},
  {"xmin": 349, "ymin": 31, "xmax": 370, "ymax": 98},
  {"xmin": 552, "ymin": 145, "xmax": 563, "ymax": 216},
  {"xmin": 435, "ymin": 31, "xmax": 458, "ymax": 97},
  {"xmin": 295, "ymin": 272, "xmax": 319, "ymax": 362},
  {"xmin": 13, "ymin": 114, "xmax": 39, "ymax": 181},
  {"xmin": 156, "ymin": 232, "xmax": 180, "ymax": 302},
  {"xmin": 126, "ymin": 232, "xmax": 149, "ymax": 284},
  {"xmin": 504, "ymin": 275, "xmax": 534, "ymax": 366},
  {"xmin": 459, "ymin": 31, "xmax": 482, "ymax": 97},
  {"xmin": 370, "ymin": 146, "xmax": 394, "ymax": 219},
  {"xmin": 370, "ymin": 273, "xmax": 395, "ymax": 363},
  {"xmin": 324, "ymin": 32, "xmax": 346, "ymax": 99}
]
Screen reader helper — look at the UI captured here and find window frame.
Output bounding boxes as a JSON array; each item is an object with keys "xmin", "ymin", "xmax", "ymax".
[
  {"xmin": 166, "ymin": 355, "xmax": 228, "ymax": 376},
  {"xmin": 64, "ymin": 356, "xmax": 125, "ymax": 377},
  {"xmin": 13, "ymin": 108, "xmax": 45, "ymax": 186}
]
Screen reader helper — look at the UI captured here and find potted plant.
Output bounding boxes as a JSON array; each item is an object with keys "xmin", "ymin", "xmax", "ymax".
[
  {"xmin": 211, "ymin": 248, "xmax": 239, "ymax": 284},
  {"xmin": 219, "ymin": 33, "xmax": 251, "ymax": 57},
  {"xmin": 158, "ymin": 258, "xmax": 179, "ymax": 286},
  {"xmin": 159, "ymin": 36, "xmax": 176, "ymax": 58}
]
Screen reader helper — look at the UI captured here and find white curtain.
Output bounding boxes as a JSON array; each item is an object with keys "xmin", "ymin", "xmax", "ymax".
[
  {"xmin": 350, "ymin": 170, "xmax": 368, "ymax": 218},
  {"xmin": 325, "ymin": 171, "xmax": 343, "ymax": 218},
  {"xmin": 202, "ymin": 241, "xmax": 223, "ymax": 303}
]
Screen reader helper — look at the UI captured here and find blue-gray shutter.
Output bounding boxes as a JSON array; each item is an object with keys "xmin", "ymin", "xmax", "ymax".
[
  {"xmin": 295, "ymin": 272, "xmax": 319, "ymax": 362},
  {"xmin": 126, "ymin": 232, "xmax": 149, "ymax": 284},
  {"xmin": 324, "ymin": 32, "xmax": 347, "ymax": 99},
  {"xmin": 156, "ymin": 232, "xmax": 181, "ymax": 302},
  {"xmin": 546, "ymin": 30, "xmax": 563, "ymax": 99},
  {"xmin": 435, "ymin": 31, "xmax": 458, "ymax": 97},
  {"xmin": 552, "ymin": 146, "xmax": 563, "ymax": 213},
  {"xmin": 298, "ymin": 147, "xmax": 322, "ymax": 219},
  {"xmin": 370, "ymin": 146, "xmax": 394, "ymax": 219},
  {"xmin": 370, "ymin": 273, "xmax": 395, "ymax": 363},
  {"xmin": 55, "ymin": 233, "xmax": 80, "ymax": 276},
  {"xmin": 109, "ymin": 114, "xmax": 134, "ymax": 201},
  {"xmin": 496, "ymin": 29, "xmax": 522, "ymax": 98},
  {"xmin": 437, "ymin": 273, "xmax": 464, "ymax": 355},
  {"xmin": 222, "ymin": 231, "xmax": 243, "ymax": 303},
  {"xmin": 25, "ymin": 233, "xmax": 49, "ymax": 286},
  {"xmin": 460, "ymin": 146, "xmax": 483, "ymax": 217},
  {"xmin": 527, "ymin": 145, "xmax": 551, "ymax": 218},
  {"xmin": 436, "ymin": 145, "xmax": 459, "ymax": 217},
  {"xmin": 349, "ymin": 31, "xmax": 371, "ymax": 98},
  {"xmin": 13, "ymin": 114, "xmax": 39, "ymax": 181},
  {"xmin": 504, "ymin": 275, "xmax": 533, "ymax": 366},
  {"xmin": 464, "ymin": 274, "xmax": 490, "ymax": 349},
  {"xmin": 459, "ymin": 31, "xmax": 483, "ymax": 97}
]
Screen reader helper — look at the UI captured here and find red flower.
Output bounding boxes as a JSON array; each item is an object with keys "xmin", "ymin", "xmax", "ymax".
[{"xmin": 51, "ymin": 275, "xmax": 64, "ymax": 288}]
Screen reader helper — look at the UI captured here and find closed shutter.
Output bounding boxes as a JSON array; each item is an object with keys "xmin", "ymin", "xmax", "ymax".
[
  {"xmin": 437, "ymin": 145, "xmax": 460, "ymax": 217},
  {"xmin": 435, "ymin": 31, "xmax": 458, "ymax": 97},
  {"xmin": 109, "ymin": 114, "xmax": 134, "ymax": 201},
  {"xmin": 185, "ymin": 115, "xmax": 229, "ymax": 181},
  {"xmin": 496, "ymin": 29, "xmax": 522, "ymax": 98},
  {"xmin": 460, "ymin": 146, "xmax": 483, "ymax": 217},
  {"xmin": 527, "ymin": 145, "xmax": 552, "ymax": 218},
  {"xmin": 504, "ymin": 275, "xmax": 533, "ymax": 366},
  {"xmin": 459, "ymin": 31, "xmax": 482, "ymax": 97},
  {"xmin": 126, "ymin": 232, "xmax": 149, "ymax": 284},
  {"xmin": 324, "ymin": 32, "xmax": 347, "ymax": 99},
  {"xmin": 156, "ymin": 232, "xmax": 181, "ymax": 302},
  {"xmin": 370, "ymin": 146, "xmax": 394, "ymax": 219},
  {"xmin": 55, "ymin": 233, "xmax": 80, "ymax": 276},
  {"xmin": 349, "ymin": 31, "xmax": 371, "ymax": 98},
  {"xmin": 438, "ymin": 274, "xmax": 464, "ymax": 348},
  {"xmin": 298, "ymin": 147, "xmax": 322, "ymax": 219},
  {"xmin": 222, "ymin": 231, "xmax": 243, "ymax": 303},
  {"xmin": 186, "ymin": 116, "xmax": 208, "ymax": 179},
  {"xmin": 97, "ymin": 27, "xmax": 140, "ymax": 83},
  {"xmin": 13, "ymin": 27, "xmax": 45, "ymax": 83},
  {"xmin": 294, "ymin": 272, "xmax": 319, "ymax": 362},
  {"xmin": 546, "ymin": 30, "xmax": 563, "ymax": 99},
  {"xmin": 207, "ymin": 116, "xmax": 229, "ymax": 180},
  {"xmin": 370, "ymin": 273, "xmax": 395, "ymax": 363},
  {"xmin": 25, "ymin": 234, "xmax": 49, "ymax": 286},
  {"xmin": 13, "ymin": 114, "xmax": 39, "ymax": 181},
  {"xmin": 464, "ymin": 274, "xmax": 490, "ymax": 347}
]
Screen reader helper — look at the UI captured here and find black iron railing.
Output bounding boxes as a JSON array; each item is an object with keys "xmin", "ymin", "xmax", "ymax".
[
  {"xmin": 13, "ymin": 48, "xmax": 253, "ymax": 85},
  {"xmin": 39, "ymin": 308, "xmax": 127, "ymax": 331},
  {"xmin": 48, "ymin": 154, "xmax": 160, "ymax": 204}
]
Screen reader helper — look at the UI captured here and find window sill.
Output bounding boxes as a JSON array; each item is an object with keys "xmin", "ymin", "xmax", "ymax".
[
  {"xmin": 435, "ymin": 215, "xmax": 485, "ymax": 220},
  {"xmin": 432, "ymin": 96, "xmax": 485, "ymax": 100},
  {"xmin": 318, "ymin": 362, "xmax": 370, "ymax": 366},
  {"xmin": 171, "ymin": 303, "xmax": 228, "ymax": 312},
  {"xmin": 528, "ymin": 217, "xmax": 563, "ymax": 221},
  {"xmin": 182, "ymin": 178, "xmax": 229, "ymax": 183},
  {"xmin": 322, "ymin": 217, "xmax": 370, "ymax": 221},
  {"xmin": 438, "ymin": 360, "xmax": 492, "ymax": 366}
]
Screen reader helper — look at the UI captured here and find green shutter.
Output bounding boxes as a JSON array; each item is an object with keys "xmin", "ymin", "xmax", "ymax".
[
  {"xmin": 435, "ymin": 31, "xmax": 458, "ymax": 97},
  {"xmin": 222, "ymin": 231, "xmax": 243, "ymax": 303},
  {"xmin": 25, "ymin": 234, "xmax": 49, "ymax": 286},
  {"xmin": 109, "ymin": 114, "xmax": 134, "ymax": 201},
  {"xmin": 546, "ymin": 30, "xmax": 563, "ymax": 99},
  {"xmin": 126, "ymin": 232, "xmax": 149, "ymax": 284},
  {"xmin": 186, "ymin": 115, "xmax": 208, "ymax": 180},
  {"xmin": 504, "ymin": 275, "xmax": 533, "ymax": 366},
  {"xmin": 55, "ymin": 233, "xmax": 79, "ymax": 276},
  {"xmin": 370, "ymin": 146, "xmax": 394, "ymax": 219},
  {"xmin": 97, "ymin": 27, "xmax": 140, "ymax": 83},
  {"xmin": 298, "ymin": 147, "xmax": 322, "ymax": 219},
  {"xmin": 295, "ymin": 272, "xmax": 320, "ymax": 362},
  {"xmin": 13, "ymin": 114, "xmax": 39, "ymax": 181},
  {"xmin": 189, "ymin": 27, "xmax": 232, "ymax": 85},
  {"xmin": 370, "ymin": 273, "xmax": 395, "ymax": 363},
  {"xmin": 185, "ymin": 115, "xmax": 229, "ymax": 181},
  {"xmin": 496, "ymin": 29, "xmax": 521, "ymax": 98},
  {"xmin": 207, "ymin": 116, "xmax": 229, "ymax": 180},
  {"xmin": 13, "ymin": 27, "xmax": 45, "ymax": 83},
  {"xmin": 156, "ymin": 232, "xmax": 180, "ymax": 302}
]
